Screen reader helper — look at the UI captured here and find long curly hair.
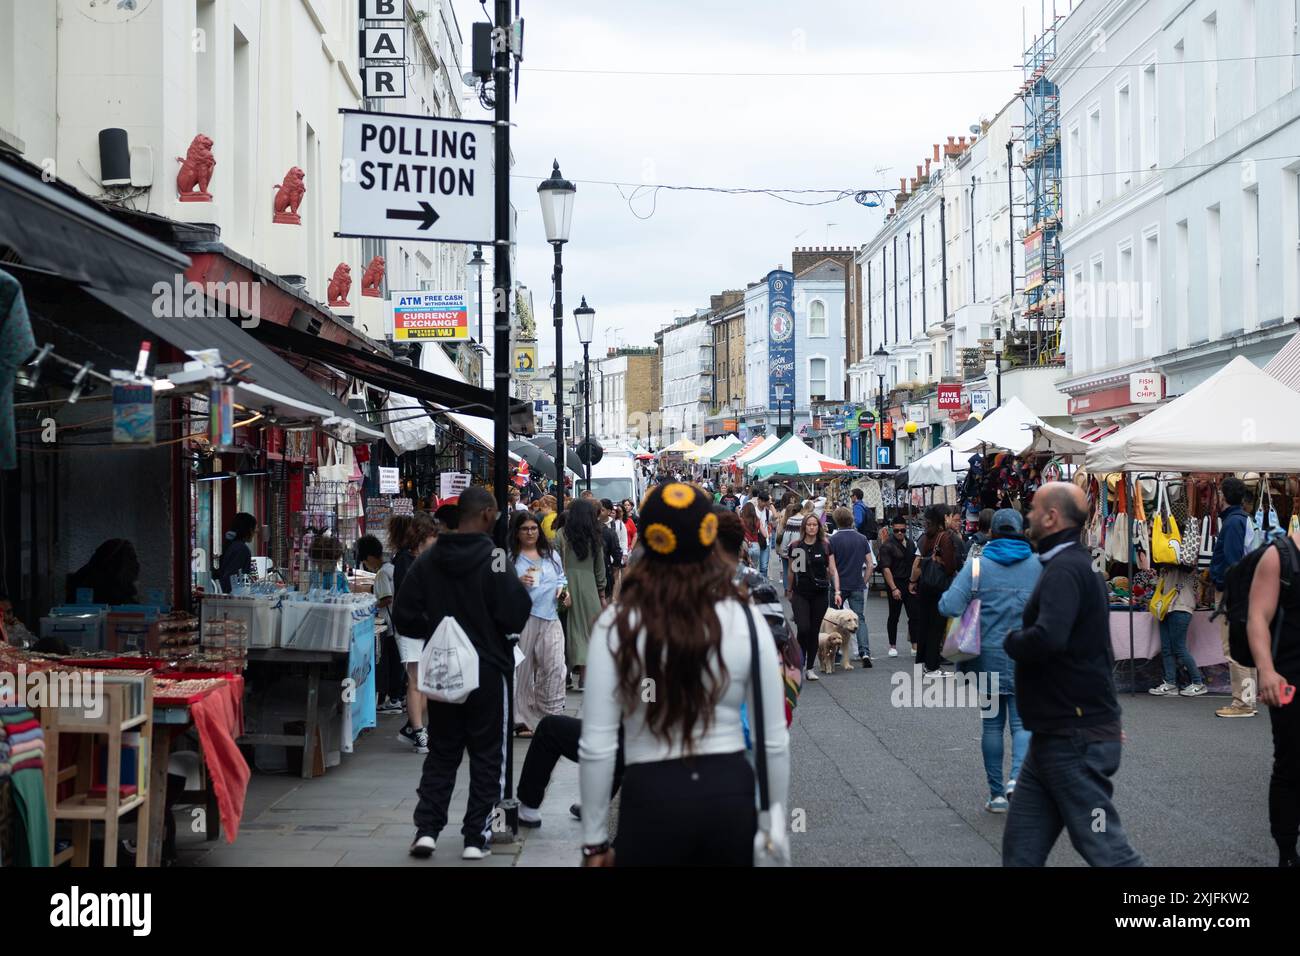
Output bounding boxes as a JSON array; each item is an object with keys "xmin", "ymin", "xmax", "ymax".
[
  {"xmin": 611, "ymin": 556, "xmax": 742, "ymax": 750},
  {"xmin": 509, "ymin": 509, "xmax": 553, "ymax": 563},
  {"xmin": 562, "ymin": 498, "xmax": 602, "ymax": 561}
]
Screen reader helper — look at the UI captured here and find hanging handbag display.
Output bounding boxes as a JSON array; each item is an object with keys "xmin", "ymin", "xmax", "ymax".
[
  {"xmin": 1256, "ymin": 478, "xmax": 1282, "ymax": 542},
  {"xmin": 1148, "ymin": 575, "xmax": 1178, "ymax": 621},
  {"xmin": 744, "ymin": 604, "xmax": 790, "ymax": 868},
  {"xmin": 942, "ymin": 554, "xmax": 982, "ymax": 663},
  {"xmin": 1151, "ymin": 480, "xmax": 1182, "ymax": 565}
]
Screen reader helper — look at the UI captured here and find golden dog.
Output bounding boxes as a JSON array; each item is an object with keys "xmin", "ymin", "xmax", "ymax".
[{"xmin": 816, "ymin": 607, "xmax": 860, "ymax": 674}]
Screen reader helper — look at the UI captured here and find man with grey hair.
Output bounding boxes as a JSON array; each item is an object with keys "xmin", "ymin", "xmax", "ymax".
[{"xmin": 1002, "ymin": 482, "xmax": 1143, "ymax": 867}]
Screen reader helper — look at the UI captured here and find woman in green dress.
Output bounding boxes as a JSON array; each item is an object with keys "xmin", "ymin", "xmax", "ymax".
[{"xmin": 555, "ymin": 499, "xmax": 607, "ymax": 688}]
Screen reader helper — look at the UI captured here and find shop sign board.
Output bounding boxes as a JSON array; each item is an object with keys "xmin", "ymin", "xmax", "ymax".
[
  {"xmin": 338, "ymin": 110, "xmax": 493, "ymax": 243},
  {"xmin": 112, "ymin": 381, "xmax": 155, "ymax": 445},
  {"xmin": 970, "ymin": 390, "xmax": 992, "ymax": 415},
  {"xmin": 905, "ymin": 402, "xmax": 929, "ymax": 426},
  {"xmin": 514, "ymin": 342, "xmax": 537, "ymax": 376},
  {"xmin": 389, "ymin": 290, "xmax": 469, "ymax": 340},
  {"xmin": 937, "ymin": 384, "xmax": 962, "ymax": 410},
  {"xmin": 1129, "ymin": 372, "xmax": 1164, "ymax": 404},
  {"xmin": 439, "ymin": 471, "xmax": 471, "ymax": 499},
  {"xmin": 378, "ymin": 466, "xmax": 400, "ymax": 494},
  {"xmin": 1024, "ymin": 227, "xmax": 1044, "ymax": 292}
]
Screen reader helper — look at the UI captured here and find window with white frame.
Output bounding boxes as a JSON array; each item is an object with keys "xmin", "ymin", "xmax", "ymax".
[
  {"xmin": 1204, "ymin": 13, "xmax": 1218, "ymax": 143},
  {"xmin": 1068, "ymin": 121, "xmax": 1082, "ymax": 222},
  {"xmin": 1088, "ymin": 105, "xmax": 1103, "ymax": 210},
  {"xmin": 1070, "ymin": 266, "xmax": 1088, "ymax": 372},
  {"xmin": 1206, "ymin": 203, "xmax": 1222, "ymax": 340},
  {"xmin": 1116, "ymin": 79, "xmax": 1132, "ymax": 193},
  {"xmin": 1174, "ymin": 40, "xmax": 1187, "ymax": 158},
  {"xmin": 810, "ymin": 358, "xmax": 827, "ymax": 399},
  {"xmin": 809, "ymin": 299, "xmax": 827, "ymax": 336},
  {"xmin": 1245, "ymin": 0, "xmax": 1257, "ymax": 118},
  {"xmin": 1140, "ymin": 60, "xmax": 1157, "ymax": 172},
  {"xmin": 1117, "ymin": 241, "xmax": 1134, "ymax": 362},
  {"xmin": 1243, "ymin": 185, "xmax": 1259, "ymax": 333},
  {"xmin": 1175, "ymin": 219, "xmax": 1190, "ymax": 348},
  {"xmin": 1141, "ymin": 228, "xmax": 1159, "ymax": 357},
  {"xmin": 1285, "ymin": 166, "xmax": 1300, "ymax": 323}
]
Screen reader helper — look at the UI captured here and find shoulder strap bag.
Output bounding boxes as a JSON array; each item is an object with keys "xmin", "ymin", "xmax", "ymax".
[{"xmin": 744, "ymin": 604, "xmax": 790, "ymax": 867}]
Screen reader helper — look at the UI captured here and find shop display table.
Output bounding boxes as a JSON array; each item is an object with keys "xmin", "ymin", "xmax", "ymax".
[
  {"xmin": 1109, "ymin": 608, "xmax": 1226, "ymax": 667},
  {"xmin": 240, "ymin": 648, "xmax": 344, "ymax": 780}
]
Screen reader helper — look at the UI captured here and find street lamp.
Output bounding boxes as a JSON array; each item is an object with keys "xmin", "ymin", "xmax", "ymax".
[
  {"xmin": 538, "ymin": 160, "xmax": 576, "ymax": 513},
  {"xmin": 575, "ymin": 296, "xmax": 596, "ymax": 493},
  {"xmin": 468, "ymin": 245, "xmax": 487, "ymax": 387},
  {"xmin": 774, "ymin": 383, "xmax": 787, "ymax": 438},
  {"xmin": 872, "ymin": 345, "xmax": 889, "ymax": 467},
  {"xmin": 993, "ymin": 325, "xmax": 1005, "ymax": 410}
]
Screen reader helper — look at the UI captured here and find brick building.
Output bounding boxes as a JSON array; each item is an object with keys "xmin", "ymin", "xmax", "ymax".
[{"xmin": 706, "ymin": 290, "xmax": 746, "ymax": 437}]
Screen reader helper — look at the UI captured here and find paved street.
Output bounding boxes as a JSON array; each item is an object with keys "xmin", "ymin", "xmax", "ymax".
[{"xmin": 182, "ymin": 592, "xmax": 1276, "ymax": 868}]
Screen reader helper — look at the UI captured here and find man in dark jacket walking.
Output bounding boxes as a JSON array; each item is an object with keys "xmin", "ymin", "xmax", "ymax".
[
  {"xmin": 394, "ymin": 485, "xmax": 533, "ymax": 860},
  {"xmin": 1002, "ymin": 482, "xmax": 1143, "ymax": 867},
  {"xmin": 1210, "ymin": 476, "xmax": 1257, "ymax": 717}
]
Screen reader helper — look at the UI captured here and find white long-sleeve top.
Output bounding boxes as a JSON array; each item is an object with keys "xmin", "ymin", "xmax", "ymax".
[{"xmin": 577, "ymin": 598, "xmax": 790, "ymax": 846}]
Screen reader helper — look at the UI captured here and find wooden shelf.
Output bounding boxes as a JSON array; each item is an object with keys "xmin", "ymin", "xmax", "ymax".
[
  {"xmin": 52, "ymin": 845, "xmax": 75, "ymax": 867},
  {"xmin": 55, "ymin": 792, "xmax": 145, "ymax": 820}
]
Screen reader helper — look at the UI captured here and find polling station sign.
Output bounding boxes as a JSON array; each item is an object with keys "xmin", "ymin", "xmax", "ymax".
[
  {"xmin": 338, "ymin": 109, "xmax": 493, "ymax": 244},
  {"xmin": 390, "ymin": 291, "xmax": 470, "ymax": 341}
]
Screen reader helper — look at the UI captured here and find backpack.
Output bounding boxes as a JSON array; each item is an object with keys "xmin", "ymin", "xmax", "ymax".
[{"xmin": 1217, "ymin": 537, "xmax": 1298, "ymax": 668}]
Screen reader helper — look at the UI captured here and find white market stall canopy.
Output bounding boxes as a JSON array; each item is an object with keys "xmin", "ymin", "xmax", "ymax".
[
  {"xmin": 735, "ymin": 434, "xmax": 781, "ymax": 467},
  {"xmin": 689, "ymin": 436, "xmax": 734, "ymax": 461},
  {"xmin": 1264, "ymin": 330, "xmax": 1300, "ymax": 394},
  {"xmin": 720, "ymin": 435, "xmax": 765, "ymax": 463},
  {"xmin": 749, "ymin": 435, "xmax": 853, "ymax": 478},
  {"xmin": 948, "ymin": 396, "xmax": 1055, "ymax": 456},
  {"xmin": 1086, "ymin": 355, "xmax": 1300, "ymax": 473},
  {"xmin": 703, "ymin": 437, "xmax": 744, "ymax": 462},
  {"xmin": 907, "ymin": 443, "xmax": 969, "ymax": 486}
]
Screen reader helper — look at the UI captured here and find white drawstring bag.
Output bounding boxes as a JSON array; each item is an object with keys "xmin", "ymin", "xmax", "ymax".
[{"xmin": 417, "ymin": 616, "xmax": 480, "ymax": 703}]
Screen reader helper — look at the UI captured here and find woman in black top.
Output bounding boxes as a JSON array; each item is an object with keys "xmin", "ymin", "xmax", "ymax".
[
  {"xmin": 908, "ymin": 505, "xmax": 963, "ymax": 674},
  {"xmin": 785, "ymin": 512, "xmax": 841, "ymax": 681},
  {"xmin": 214, "ymin": 513, "xmax": 256, "ymax": 593}
]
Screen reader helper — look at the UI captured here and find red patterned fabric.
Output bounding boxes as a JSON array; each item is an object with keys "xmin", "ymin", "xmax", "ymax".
[{"xmin": 188, "ymin": 677, "xmax": 248, "ymax": 843}]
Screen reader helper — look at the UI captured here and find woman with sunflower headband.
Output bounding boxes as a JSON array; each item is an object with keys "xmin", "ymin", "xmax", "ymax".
[{"xmin": 577, "ymin": 481, "xmax": 791, "ymax": 866}]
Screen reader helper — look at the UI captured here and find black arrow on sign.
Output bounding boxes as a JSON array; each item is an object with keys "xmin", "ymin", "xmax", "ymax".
[{"xmin": 386, "ymin": 201, "xmax": 440, "ymax": 230}]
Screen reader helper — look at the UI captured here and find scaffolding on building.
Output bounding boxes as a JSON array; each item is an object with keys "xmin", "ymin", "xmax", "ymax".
[{"xmin": 1012, "ymin": 12, "xmax": 1066, "ymax": 366}]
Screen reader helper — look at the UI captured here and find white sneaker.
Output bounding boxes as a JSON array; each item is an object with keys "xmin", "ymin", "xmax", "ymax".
[
  {"xmin": 409, "ymin": 835, "xmax": 436, "ymax": 858},
  {"xmin": 462, "ymin": 845, "xmax": 491, "ymax": 860},
  {"xmin": 1179, "ymin": 683, "xmax": 1208, "ymax": 697},
  {"xmin": 1005, "ymin": 779, "xmax": 1016, "ymax": 797},
  {"xmin": 806, "ymin": 669, "xmax": 820, "ymax": 682},
  {"xmin": 888, "ymin": 647, "xmax": 899, "ymax": 658},
  {"xmin": 1148, "ymin": 681, "xmax": 1179, "ymax": 697},
  {"xmin": 985, "ymin": 796, "xmax": 1010, "ymax": 814}
]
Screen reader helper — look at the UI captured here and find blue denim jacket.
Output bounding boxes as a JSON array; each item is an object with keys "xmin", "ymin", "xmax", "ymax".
[{"xmin": 938, "ymin": 538, "xmax": 1041, "ymax": 696}]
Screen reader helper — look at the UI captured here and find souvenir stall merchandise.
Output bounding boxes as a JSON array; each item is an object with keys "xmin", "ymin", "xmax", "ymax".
[{"xmin": 0, "ymin": 644, "xmax": 246, "ymax": 866}]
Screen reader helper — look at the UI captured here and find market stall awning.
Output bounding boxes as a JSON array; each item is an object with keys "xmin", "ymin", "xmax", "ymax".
[
  {"xmin": 1022, "ymin": 423, "xmax": 1094, "ymax": 457},
  {"xmin": 906, "ymin": 444, "xmax": 969, "ymax": 486},
  {"xmin": 706, "ymin": 438, "xmax": 745, "ymax": 462},
  {"xmin": 948, "ymin": 396, "xmax": 1049, "ymax": 456},
  {"xmin": 719, "ymin": 435, "xmax": 764, "ymax": 462},
  {"xmin": 248, "ymin": 319, "xmax": 532, "ymax": 428},
  {"xmin": 1264, "ymin": 330, "xmax": 1300, "ymax": 394},
  {"xmin": 748, "ymin": 435, "xmax": 854, "ymax": 478},
  {"xmin": 0, "ymin": 151, "xmax": 189, "ymax": 294},
  {"xmin": 1086, "ymin": 355, "xmax": 1300, "ymax": 473},
  {"xmin": 84, "ymin": 287, "xmax": 382, "ymax": 441},
  {"xmin": 659, "ymin": 436, "xmax": 700, "ymax": 454},
  {"xmin": 735, "ymin": 434, "xmax": 782, "ymax": 466}
]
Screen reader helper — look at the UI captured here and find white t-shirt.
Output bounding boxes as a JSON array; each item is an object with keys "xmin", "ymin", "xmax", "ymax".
[
  {"xmin": 372, "ymin": 561, "xmax": 395, "ymax": 632},
  {"xmin": 577, "ymin": 598, "xmax": 790, "ymax": 846}
]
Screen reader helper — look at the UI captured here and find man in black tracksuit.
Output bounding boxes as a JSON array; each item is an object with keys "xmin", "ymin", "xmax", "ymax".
[
  {"xmin": 1002, "ymin": 481, "xmax": 1143, "ymax": 867},
  {"xmin": 394, "ymin": 486, "xmax": 533, "ymax": 859}
]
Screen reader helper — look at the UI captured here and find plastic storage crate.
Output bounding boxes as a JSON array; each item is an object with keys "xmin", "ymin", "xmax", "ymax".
[
  {"xmin": 279, "ymin": 597, "xmax": 374, "ymax": 653},
  {"xmin": 200, "ymin": 594, "xmax": 283, "ymax": 649}
]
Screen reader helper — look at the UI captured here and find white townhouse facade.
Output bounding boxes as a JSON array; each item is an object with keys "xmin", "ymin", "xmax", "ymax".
[{"xmin": 1053, "ymin": 0, "xmax": 1300, "ymax": 428}]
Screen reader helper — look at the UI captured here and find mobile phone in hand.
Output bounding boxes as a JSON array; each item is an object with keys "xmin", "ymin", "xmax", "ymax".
[{"xmin": 1282, "ymin": 684, "xmax": 1297, "ymax": 706}]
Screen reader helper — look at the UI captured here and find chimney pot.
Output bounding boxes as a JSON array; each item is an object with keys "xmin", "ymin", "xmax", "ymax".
[
  {"xmin": 916, "ymin": 164, "xmax": 923, "ymax": 180},
  {"xmin": 948, "ymin": 135, "xmax": 956, "ymax": 145},
  {"xmin": 925, "ymin": 158, "xmax": 932, "ymax": 175},
  {"xmin": 959, "ymin": 136, "xmax": 967, "ymax": 146},
  {"xmin": 933, "ymin": 143, "xmax": 941, "ymax": 162},
  {"xmin": 900, "ymin": 177, "xmax": 907, "ymax": 192}
]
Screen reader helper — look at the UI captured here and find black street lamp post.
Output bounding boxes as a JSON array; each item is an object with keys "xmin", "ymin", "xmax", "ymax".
[
  {"xmin": 537, "ymin": 161, "xmax": 576, "ymax": 514},
  {"xmin": 575, "ymin": 297, "xmax": 595, "ymax": 493},
  {"xmin": 872, "ymin": 345, "xmax": 889, "ymax": 468}
]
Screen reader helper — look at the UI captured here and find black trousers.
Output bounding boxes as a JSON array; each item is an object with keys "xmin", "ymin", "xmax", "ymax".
[
  {"xmin": 1269, "ymin": 665, "xmax": 1300, "ymax": 852},
  {"xmin": 616, "ymin": 753, "xmax": 756, "ymax": 866},
  {"xmin": 376, "ymin": 629, "xmax": 406, "ymax": 701},
  {"xmin": 517, "ymin": 714, "xmax": 624, "ymax": 809},
  {"xmin": 791, "ymin": 590, "xmax": 829, "ymax": 670},
  {"xmin": 412, "ymin": 660, "xmax": 507, "ymax": 849},
  {"xmin": 886, "ymin": 590, "xmax": 910, "ymax": 647},
  {"xmin": 914, "ymin": 596, "xmax": 946, "ymax": 671}
]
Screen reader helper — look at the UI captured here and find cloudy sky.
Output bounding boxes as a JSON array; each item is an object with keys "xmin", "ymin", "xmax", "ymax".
[{"xmin": 453, "ymin": 0, "xmax": 1066, "ymax": 367}]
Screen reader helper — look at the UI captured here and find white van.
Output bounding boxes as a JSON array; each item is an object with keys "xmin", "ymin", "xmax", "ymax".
[{"xmin": 581, "ymin": 449, "xmax": 643, "ymax": 505}]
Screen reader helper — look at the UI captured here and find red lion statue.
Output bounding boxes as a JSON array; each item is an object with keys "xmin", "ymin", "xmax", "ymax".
[
  {"xmin": 361, "ymin": 256, "xmax": 385, "ymax": 298},
  {"xmin": 327, "ymin": 263, "xmax": 352, "ymax": 308},
  {"xmin": 272, "ymin": 166, "xmax": 305, "ymax": 223},
  {"xmin": 176, "ymin": 134, "xmax": 215, "ymax": 200}
]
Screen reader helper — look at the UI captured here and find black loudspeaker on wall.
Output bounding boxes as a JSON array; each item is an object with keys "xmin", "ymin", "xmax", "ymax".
[{"xmin": 98, "ymin": 128, "xmax": 130, "ymax": 186}]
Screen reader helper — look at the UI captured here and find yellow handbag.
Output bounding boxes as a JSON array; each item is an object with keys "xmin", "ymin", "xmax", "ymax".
[
  {"xmin": 1151, "ymin": 481, "xmax": 1181, "ymax": 565},
  {"xmin": 1148, "ymin": 577, "xmax": 1177, "ymax": 621}
]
